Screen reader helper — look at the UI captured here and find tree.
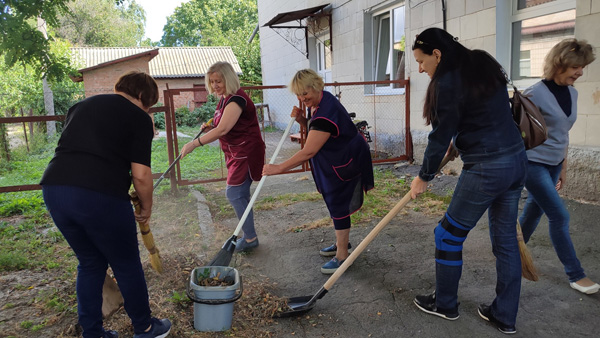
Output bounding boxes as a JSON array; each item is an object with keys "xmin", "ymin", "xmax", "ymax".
[
  {"xmin": 53, "ymin": 0, "xmax": 146, "ymax": 47},
  {"xmin": 0, "ymin": 0, "xmax": 73, "ymax": 81},
  {"xmin": 160, "ymin": 0, "xmax": 261, "ymax": 85}
]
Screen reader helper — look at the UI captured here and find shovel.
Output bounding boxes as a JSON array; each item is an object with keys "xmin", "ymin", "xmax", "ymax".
[
  {"xmin": 275, "ymin": 154, "xmax": 454, "ymax": 317},
  {"xmin": 207, "ymin": 118, "xmax": 296, "ymax": 266},
  {"xmin": 102, "ymin": 119, "xmax": 212, "ymax": 317}
]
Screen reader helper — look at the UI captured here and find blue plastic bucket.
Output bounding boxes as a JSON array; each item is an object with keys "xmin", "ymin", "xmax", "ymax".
[{"xmin": 187, "ymin": 266, "xmax": 242, "ymax": 332}]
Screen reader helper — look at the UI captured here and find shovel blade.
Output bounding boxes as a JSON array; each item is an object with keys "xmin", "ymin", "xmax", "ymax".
[
  {"xmin": 273, "ymin": 296, "xmax": 316, "ymax": 318},
  {"xmin": 273, "ymin": 287, "xmax": 328, "ymax": 318}
]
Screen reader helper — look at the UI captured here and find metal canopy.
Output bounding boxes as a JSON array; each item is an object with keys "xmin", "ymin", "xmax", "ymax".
[
  {"xmin": 263, "ymin": 4, "xmax": 329, "ymax": 27},
  {"xmin": 263, "ymin": 4, "xmax": 332, "ymax": 59}
]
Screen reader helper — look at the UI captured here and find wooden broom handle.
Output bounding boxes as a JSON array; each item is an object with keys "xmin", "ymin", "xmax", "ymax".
[{"xmin": 323, "ymin": 152, "xmax": 455, "ymax": 290}]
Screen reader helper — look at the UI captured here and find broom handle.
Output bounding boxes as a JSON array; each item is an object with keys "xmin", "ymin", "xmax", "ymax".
[
  {"xmin": 232, "ymin": 118, "xmax": 296, "ymax": 237},
  {"xmin": 323, "ymin": 153, "xmax": 454, "ymax": 290},
  {"xmin": 153, "ymin": 119, "xmax": 213, "ymax": 189}
]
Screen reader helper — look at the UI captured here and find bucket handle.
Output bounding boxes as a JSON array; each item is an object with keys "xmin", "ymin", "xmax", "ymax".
[{"xmin": 186, "ymin": 275, "xmax": 243, "ymax": 305}]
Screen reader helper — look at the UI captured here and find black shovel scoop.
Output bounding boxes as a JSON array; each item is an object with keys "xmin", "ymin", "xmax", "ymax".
[{"xmin": 275, "ymin": 154, "xmax": 455, "ymax": 317}]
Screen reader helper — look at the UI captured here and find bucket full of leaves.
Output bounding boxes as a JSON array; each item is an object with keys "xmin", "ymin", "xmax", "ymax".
[{"xmin": 186, "ymin": 266, "xmax": 242, "ymax": 331}]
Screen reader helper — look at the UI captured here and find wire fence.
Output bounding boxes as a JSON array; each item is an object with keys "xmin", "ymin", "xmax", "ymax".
[
  {"xmin": 0, "ymin": 79, "xmax": 411, "ymax": 192},
  {"xmin": 164, "ymin": 79, "xmax": 411, "ymax": 189}
]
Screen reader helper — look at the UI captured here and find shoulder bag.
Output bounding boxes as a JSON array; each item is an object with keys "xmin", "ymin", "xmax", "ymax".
[
  {"xmin": 502, "ymin": 67, "xmax": 548, "ymax": 150},
  {"xmin": 510, "ymin": 84, "xmax": 548, "ymax": 150}
]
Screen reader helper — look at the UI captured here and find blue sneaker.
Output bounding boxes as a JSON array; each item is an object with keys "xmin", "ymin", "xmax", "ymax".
[
  {"xmin": 104, "ymin": 330, "xmax": 118, "ymax": 338},
  {"xmin": 321, "ymin": 257, "xmax": 345, "ymax": 274},
  {"xmin": 133, "ymin": 318, "xmax": 171, "ymax": 338},
  {"xmin": 319, "ymin": 243, "xmax": 353, "ymax": 257},
  {"xmin": 235, "ymin": 237, "xmax": 259, "ymax": 252}
]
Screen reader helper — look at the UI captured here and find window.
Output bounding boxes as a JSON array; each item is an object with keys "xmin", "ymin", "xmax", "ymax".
[
  {"xmin": 364, "ymin": 2, "xmax": 405, "ymax": 94},
  {"xmin": 508, "ymin": 0, "xmax": 575, "ymax": 82},
  {"xmin": 316, "ymin": 38, "xmax": 332, "ymax": 83}
]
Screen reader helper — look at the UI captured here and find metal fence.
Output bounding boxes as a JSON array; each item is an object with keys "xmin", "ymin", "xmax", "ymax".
[
  {"xmin": 162, "ymin": 79, "xmax": 412, "ymax": 190},
  {"xmin": 0, "ymin": 79, "xmax": 411, "ymax": 193}
]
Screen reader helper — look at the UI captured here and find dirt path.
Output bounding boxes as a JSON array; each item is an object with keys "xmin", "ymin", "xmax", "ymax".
[
  {"xmin": 221, "ymin": 167, "xmax": 600, "ymax": 337},
  {"xmin": 2, "ymin": 161, "xmax": 598, "ymax": 337}
]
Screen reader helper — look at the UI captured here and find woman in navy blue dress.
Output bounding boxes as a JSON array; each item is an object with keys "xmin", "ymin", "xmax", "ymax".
[{"xmin": 263, "ymin": 69, "xmax": 374, "ymax": 274}]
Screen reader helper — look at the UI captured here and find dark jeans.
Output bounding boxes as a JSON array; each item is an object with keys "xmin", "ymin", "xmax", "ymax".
[
  {"xmin": 518, "ymin": 161, "xmax": 585, "ymax": 282},
  {"xmin": 42, "ymin": 185, "xmax": 152, "ymax": 338},
  {"xmin": 436, "ymin": 150, "xmax": 527, "ymax": 326}
]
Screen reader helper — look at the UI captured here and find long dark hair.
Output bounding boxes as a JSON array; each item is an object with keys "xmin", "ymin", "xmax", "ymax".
[{"xmin": 412, "ymin": 28, "xmax": 507, "ymax": 125}]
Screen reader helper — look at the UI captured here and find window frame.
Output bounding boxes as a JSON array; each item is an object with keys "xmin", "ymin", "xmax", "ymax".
[
  {"xmin": 499, "ymin": 0, "xmax": 576, "ymax": 88},
  {"xmin": 364, "ymin": 1, "xmax": 405, "ymax": 95}
]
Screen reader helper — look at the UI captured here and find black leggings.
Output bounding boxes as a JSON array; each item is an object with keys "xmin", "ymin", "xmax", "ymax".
[{"xmin": 333, "ymin": 216, "xmax": 351, "ymax": 230}]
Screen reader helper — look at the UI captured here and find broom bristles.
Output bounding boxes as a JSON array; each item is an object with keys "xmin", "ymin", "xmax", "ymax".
[
  {"xmin": 207, "ymin": 248, "xmax": 234, "ymax": 267},
  {"xmin": 207, "ymin": 235, "xmax": 237, "ymax": 266},
  {"xmin": 517, "ymin": 221, "xmax": 538, "ymax": 281},
  {"xmin": 150, "ymin": 253, "xmax": 163, "ymax": 274}
]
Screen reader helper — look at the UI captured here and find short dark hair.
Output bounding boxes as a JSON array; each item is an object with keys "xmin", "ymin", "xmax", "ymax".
[{"xmin": 114, "ymin": 71, "xmax": 159, "ymax": 109}]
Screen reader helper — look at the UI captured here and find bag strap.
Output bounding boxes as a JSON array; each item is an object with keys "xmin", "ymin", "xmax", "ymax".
[{"xmin": 500, "ymin": 66, "xmax": 519, "ymax": 93}]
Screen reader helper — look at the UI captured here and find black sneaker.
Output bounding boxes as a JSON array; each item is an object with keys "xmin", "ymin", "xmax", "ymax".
[
  {"xmin": 478, "ymin": 304, "xmax": 516, "ymax": 334},
  {"xmin": 413, "ymin": 291, "xmax": 459, "ymax": 320},
  {"xmin": 319, "ymin": 243, "xmax": 353, "ymax": 257},
  {"xmin": 133, "ymin": 318, "xmax": 171, "ymax": 338}
]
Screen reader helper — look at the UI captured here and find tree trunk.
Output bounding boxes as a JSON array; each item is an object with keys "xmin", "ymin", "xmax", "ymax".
[
  {"xmin": 28, "ymin": 108, "xmax": 34, "ymax": 140},
  {"xmin": 20, "ymin": 108, "xmax": 30, "ymax": 152},
  {"xmin": 37, "ymin": 17, "xmax": 56, "ymax": 137},
  {"xmin": 0, "ymin": 114, "xmax": 11, "ymax": 162}
]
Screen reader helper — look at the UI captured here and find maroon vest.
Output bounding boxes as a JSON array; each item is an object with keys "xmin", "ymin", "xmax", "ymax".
[{"xmin": 213, "ymin": 89, "xmax": 265, "ymax": 185}]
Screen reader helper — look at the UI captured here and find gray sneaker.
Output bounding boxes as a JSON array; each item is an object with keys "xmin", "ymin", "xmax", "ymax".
[{"xmin": 235, "ymin": 237, "xmax": 259, "ymax": 252}]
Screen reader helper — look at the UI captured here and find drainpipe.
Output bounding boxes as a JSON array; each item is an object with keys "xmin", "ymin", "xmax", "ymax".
[{"xmin": 441, "ymin": 0, "xmax": 447, "ymax": 31}]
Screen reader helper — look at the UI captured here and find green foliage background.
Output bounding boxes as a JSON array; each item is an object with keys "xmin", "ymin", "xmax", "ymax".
[{"xmin": 160, "ymin": 0, "xmax": 262, "ymax": 86}]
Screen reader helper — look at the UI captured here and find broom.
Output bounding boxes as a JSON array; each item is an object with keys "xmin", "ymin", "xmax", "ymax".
[
  {"xmin": 102, "ymin": 120, "xmax": 214, "ymax": 315},
  {"xmin": 517, "ymin": 220, "xmax": 538, "ymax": 281},
  {"xmin": 130, "ymin": 192, "xmax": 163, "ymax": 273},
  {"xmin": 207, "ymin": 117, "xmax": 296, "ymax": 266},
  {"xmin": 128, "ymin": 118, "xmax": 214, "ymax": 274}
]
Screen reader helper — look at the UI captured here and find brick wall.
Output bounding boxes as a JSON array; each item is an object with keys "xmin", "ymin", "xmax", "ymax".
[
  {"xmin": 155, "ymin": 78, "xmax": 208, "ymax": 110},
  {"xmin": 82, "ymin": 57, "xmax": 151, "ymax": 97}
]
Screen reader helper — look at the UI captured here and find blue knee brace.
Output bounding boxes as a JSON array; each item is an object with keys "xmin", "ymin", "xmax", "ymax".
[{"xmin": 435, "ymin": 213, "xmax": 470, "ymax": 266}]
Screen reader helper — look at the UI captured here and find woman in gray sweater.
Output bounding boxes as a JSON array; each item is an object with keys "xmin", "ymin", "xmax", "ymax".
[{"xmin": 518, "ymin": 38, "xmax": 597, "ymax": 294}]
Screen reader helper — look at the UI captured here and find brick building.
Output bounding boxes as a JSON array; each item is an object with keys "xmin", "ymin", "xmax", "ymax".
[{"xmin": 70, "ymin": 46, "xmax": 242, "ymax": 110}]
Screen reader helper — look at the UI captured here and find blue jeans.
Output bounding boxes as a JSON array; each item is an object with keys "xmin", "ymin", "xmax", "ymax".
[
  {"xmin": 226, "ymin": 175, "xmax": 257, "ymax": 239},
  {"xmin": 42, "ymin": 185, "xmax": 152, "ymax": 338},
  {"xmin": 435, "ymin": 150, "xmax": 527, "ymax": 326},
  {"xmin": 518, "ymin": 161, "xmax": 585, "ymax": 283}
]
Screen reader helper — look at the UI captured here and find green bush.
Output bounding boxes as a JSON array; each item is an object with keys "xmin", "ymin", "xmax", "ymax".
[
  {"xmin": 195, "ymin": 95, "xmax": 217, "ymax": 124},
  {"xmin": 154, "ymin": 112, "xmax": 165, "ymax": 129},
  {"xmin": 173, "ymin": 96, "xmax": 218, "ymax": 128}
]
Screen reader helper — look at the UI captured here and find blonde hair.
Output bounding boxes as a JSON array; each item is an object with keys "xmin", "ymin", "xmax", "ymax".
[
  {"xmin": 289, "ymin": 69, "xmax": 324, "ymax": 95},
  {"xmin": 206, "ymin": 61, "xmax": 240, "ymax": 96},
  {"xmin": 543, "ymin": 38, "xmax": 596, "ymax": 80}
]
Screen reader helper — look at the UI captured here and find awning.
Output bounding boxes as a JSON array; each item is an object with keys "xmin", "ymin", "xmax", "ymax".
[
  {"xmin": 263, "ymin": 4, "xmax": 332, "ymax": 59},
  {"xmin": 263, "ymin": 4, "xmax": 329, "ymax": 27}
]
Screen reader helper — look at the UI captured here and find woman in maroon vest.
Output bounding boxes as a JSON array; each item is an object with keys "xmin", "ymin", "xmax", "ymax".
[{"xmin": 181, "ymin": 61, "xmax": 265, "ymax": 252}]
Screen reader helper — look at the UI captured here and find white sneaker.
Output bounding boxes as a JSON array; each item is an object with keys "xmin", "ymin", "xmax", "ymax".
[{"xmin": 570, "ymin": 281, "xmax": 600, "ymax": 294}]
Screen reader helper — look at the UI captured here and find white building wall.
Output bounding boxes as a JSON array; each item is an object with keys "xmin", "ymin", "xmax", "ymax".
[{"xmin": 257, "ymin": 0, "xmax": 600, "ymax": 201}]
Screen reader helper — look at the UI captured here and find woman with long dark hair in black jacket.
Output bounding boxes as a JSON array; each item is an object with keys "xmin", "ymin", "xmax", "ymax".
[{"xmin": 410, "ymin": 28, "xmax": 527, "ymax": 334}]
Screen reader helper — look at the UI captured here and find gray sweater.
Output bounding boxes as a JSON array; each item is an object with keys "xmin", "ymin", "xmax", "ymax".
[{"xmin": 523, "ymin": 81, "xmax": 577, "ymax": 166}]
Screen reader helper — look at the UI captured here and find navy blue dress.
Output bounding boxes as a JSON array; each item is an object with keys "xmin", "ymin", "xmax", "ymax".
[{"xmin": 308, "ymin": 91, "xmax": 374, "ymax": 219}]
